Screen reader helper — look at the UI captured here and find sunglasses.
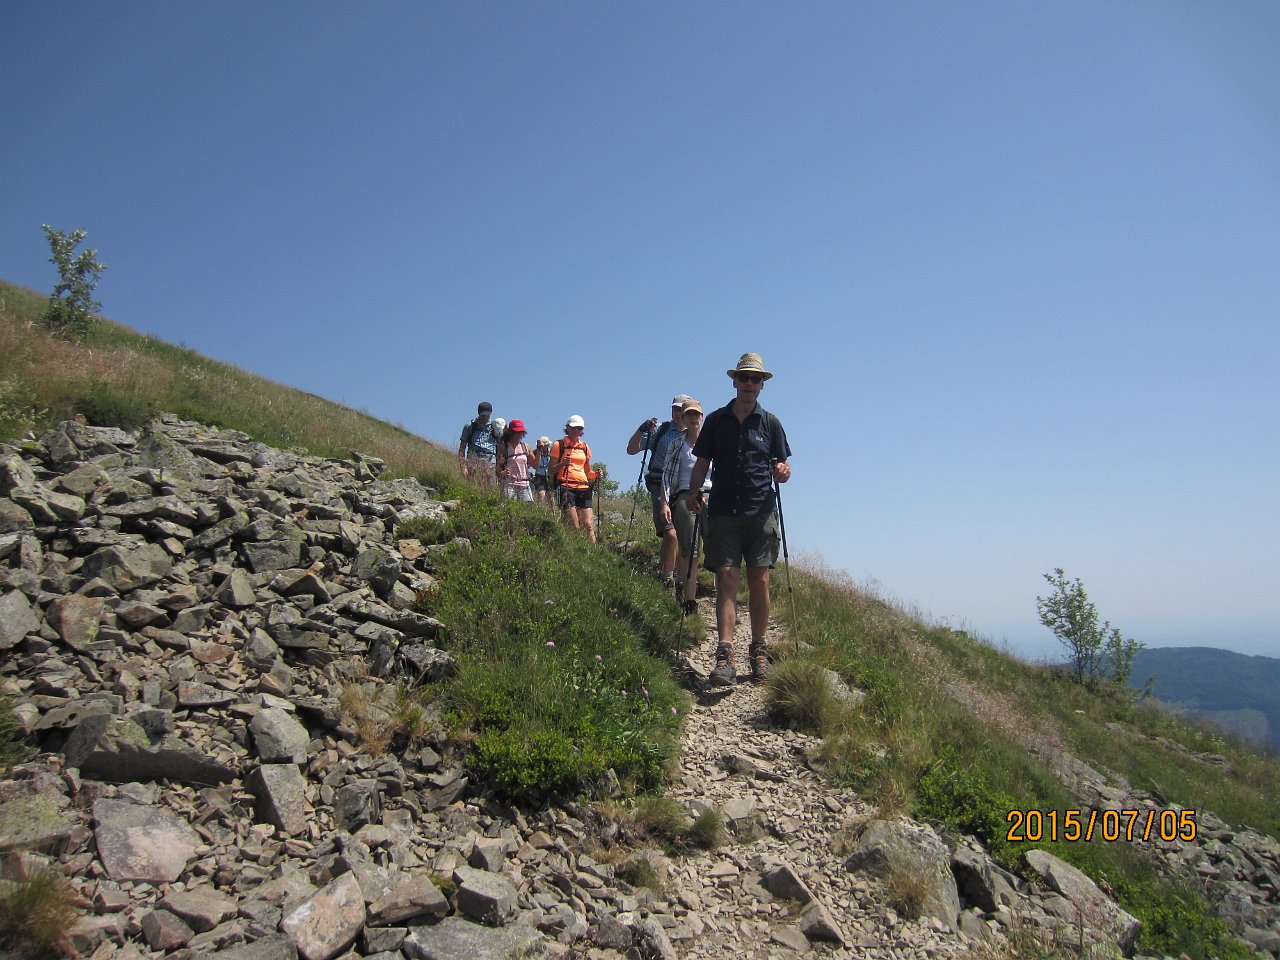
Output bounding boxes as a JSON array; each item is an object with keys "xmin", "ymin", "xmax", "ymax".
[{"xmin": 735, "ymin": 373, "xmax": 764, "ymax": 384}]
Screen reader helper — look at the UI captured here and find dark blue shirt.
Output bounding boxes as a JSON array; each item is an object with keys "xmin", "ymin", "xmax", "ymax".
[{"xmin": 691, "ymin": 400, "xmax": 791, "ymax": 517}]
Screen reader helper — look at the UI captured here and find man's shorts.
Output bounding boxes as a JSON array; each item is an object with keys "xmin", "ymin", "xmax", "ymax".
[
  {"xmin": 559, "ymin": 486, "xmax": 593, "ymax": 510},
  {"xmin": 703, "ymin": 512, "xmax": 781, "ymax": 570},
  {"xmin": 647, "ymin": 479, "xmax": 674, "ymax": 534}
]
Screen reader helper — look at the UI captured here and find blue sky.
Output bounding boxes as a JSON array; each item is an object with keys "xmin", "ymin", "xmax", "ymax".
[{"xmin": 3, "ymin": 2, "xmax": 1277, "ymax": 660}]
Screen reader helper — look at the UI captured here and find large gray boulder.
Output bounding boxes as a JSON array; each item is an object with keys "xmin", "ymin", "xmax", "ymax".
[
  {"xmin": 280, "ymin": 872, "xmax": 366, "ymax": 960},
  {"xmin": 1024, "ymin": 849, "xmax": 1141, "ymax": 953},
  {"xmin": 248, "ymin": 763, "xmax": 311, "ymax": 836},
  {"xmin": 0, "ymin": 588, "xmax": 40, "ymax": 649},
  {"xmin": 402, "ymin": 917, "xmax": 544, "ymax": 960},
  {"xmin": 250, "ymin": 707, "xmax": 311, "ymax": 764},
  {"xmin": 92, "ymin": 798, "xmax": 201, "ymax": 883},
  {"xmin": 844, "ymin": 819, "xmax": 960, "ymax": 929},
  {"xmin": 63, "ymin": 713, "xmax": 236, "ymax": 785}
]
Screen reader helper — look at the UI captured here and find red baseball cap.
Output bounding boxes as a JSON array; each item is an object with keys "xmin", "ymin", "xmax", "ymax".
[{"xmin": 509, "ymin": 419, "xmax": 526, "ymax": 433}]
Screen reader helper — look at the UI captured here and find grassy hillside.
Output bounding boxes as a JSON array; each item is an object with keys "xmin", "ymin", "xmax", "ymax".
[
  {"xmin": 5, "ymin": 278, "xmax": 1278, "ymax": 957},
  {"xmin": 0, "ymin": 279, "xmax": 456, "ymax": 482}
]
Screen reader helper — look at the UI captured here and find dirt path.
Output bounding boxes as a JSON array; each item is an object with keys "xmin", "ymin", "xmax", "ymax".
[{"xmin": 665, "ymin": 597, "xmax": 974, "ymax": 960}]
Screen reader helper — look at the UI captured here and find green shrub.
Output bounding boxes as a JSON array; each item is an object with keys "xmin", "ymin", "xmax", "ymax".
[
  {"xmin": 76, "ymin": 379, "xmax": 153, "ymax": 430},
  {"xmin": 1110, "ymin": 873, "xmax": 1251, "ymax": 960},
  {"xmin": 916, "ymin": 750, "xmax": 1020, "ymax": 866},
  {"xmin": 474, "ymin": 727, "xmax": 605, "ymax": 798}
]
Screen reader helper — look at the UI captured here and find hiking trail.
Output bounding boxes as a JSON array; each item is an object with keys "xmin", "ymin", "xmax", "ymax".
[{"xmin": 664, "ymin": 597, "xmax": 974, "ymax": 960}]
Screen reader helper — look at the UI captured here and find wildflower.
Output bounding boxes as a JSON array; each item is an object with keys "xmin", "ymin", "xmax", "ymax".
[
  {"xmin": 544, "ymin": 600, "xmax": 555, "ymax": 605},
  {"xmin": 594, "ymin": 655, "xmax": 602, "ymax": 662},
  {"xmin": 642, "ymin": 687, "xmax": 649, "ymax": 698},
  {"xmin": 545, "ymin": 641, "xmax": 556, "ymax": 648},
  {"xmin": 671, "ymin": 707, "xmax": 678, "ymax": 716}
]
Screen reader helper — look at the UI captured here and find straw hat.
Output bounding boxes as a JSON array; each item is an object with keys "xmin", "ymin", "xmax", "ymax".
[{"xmin": 727, "ymin": 352, "xmax": 773, "ymax": 380}]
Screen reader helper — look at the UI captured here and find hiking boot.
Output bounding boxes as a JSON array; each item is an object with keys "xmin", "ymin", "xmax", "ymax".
[
  {"xmin": 709, "ymin": 642, "xmax": 736, "ymax": 686},
  {"xmin": 682, "ymin": 598, "xmax": 698, "ymax": 615},
  {"xmin": 749, "ymin": 642, "xmax": 771, "ymax": 682}
]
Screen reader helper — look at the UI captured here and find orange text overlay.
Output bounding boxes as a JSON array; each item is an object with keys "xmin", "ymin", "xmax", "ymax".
[{"xmin": 1005, "ymin": 808, "xmax": 1197, "ymax": 844}]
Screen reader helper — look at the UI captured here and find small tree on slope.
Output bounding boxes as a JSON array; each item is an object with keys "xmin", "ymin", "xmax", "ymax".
[
  {"xmin": 1037, "ymin": 568, "xmax": 1142, "ymax": 685},
  {"xmin": 41, "ymin": 224, "xmax": 106, "ymax": 338}
]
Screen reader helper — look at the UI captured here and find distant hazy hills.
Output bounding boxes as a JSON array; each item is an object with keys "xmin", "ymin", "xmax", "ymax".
[{"xmin": 1129, "ymin": 647, "xmax": 1280, "ymax": 754}]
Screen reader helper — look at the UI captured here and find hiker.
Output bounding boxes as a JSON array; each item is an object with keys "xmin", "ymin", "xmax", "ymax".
[
  {"xmin": 457, "ymin": 402, "xmax": 500, "ymax": 485},
  {"xmin": 660, "ymin": 398, "xmax": 712, "ymax": 614},
  {"xmin": 549, "ymin": 415, "xmax": 602, "ymax": 543},
  {"xmin": 496, "ymin": 419, "xmax": 536, "ymax": 502},
  {"xmin": 530, "ymin": 436, "xmax": 553, "ymax": 506},
  {"xmin": 626, "ymin": 394, "xmax": 691, "ymax": 586},
  {"xmin": 686, "ymin": 353, "xmax": 792, "ymax": 683}
]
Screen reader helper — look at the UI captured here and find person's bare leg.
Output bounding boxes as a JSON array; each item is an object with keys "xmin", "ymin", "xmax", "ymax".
[
  {"xmin": 746, "ymin": 567, "xmax": 771, "ymax": 638},
  {"xmin": 660, "ymin": 528, "xmax": 678, "ymax": 575}
]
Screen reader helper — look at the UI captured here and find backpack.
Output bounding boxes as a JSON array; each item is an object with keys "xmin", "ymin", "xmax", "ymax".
[
  {"xmin": 497, "ymin": 440, "xmax": 534, "ymax": 478},
  {"xmin": 643, "ymin": 421, "xmax": 674, "ymax": 484},
  {"xmin": 462, "ymin": 418, "xmax": 501, "ymax": 452},
  {"xmin": 550, "ymin": 437, "xmax": 593, "ymax": 488}
]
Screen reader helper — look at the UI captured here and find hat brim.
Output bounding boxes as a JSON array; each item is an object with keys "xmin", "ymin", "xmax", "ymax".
[{"xmin": 727, "ymin": 368, "xmax": 773, "ymax": 380}]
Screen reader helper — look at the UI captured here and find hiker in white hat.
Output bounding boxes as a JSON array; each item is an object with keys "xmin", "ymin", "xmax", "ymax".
[
  {"xmin": 548, "ymin": 415, "xmax": 603, "ymax": 543},
  {"xmin": 626, "ymin": 393, "xmax": 693, "ymax": 585},
  {"xmin": 686, "ymin": 353, "xmax": 792, "ymax": 684}
]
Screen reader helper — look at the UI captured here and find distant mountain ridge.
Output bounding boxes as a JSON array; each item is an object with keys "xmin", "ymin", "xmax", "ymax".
[{"xmin": 1129, "ymin": 647, "xmax": 1280, "ymax": 753}]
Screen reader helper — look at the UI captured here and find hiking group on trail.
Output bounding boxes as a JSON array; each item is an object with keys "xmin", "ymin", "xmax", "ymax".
[{"xmin": 460, "ymin": 351, "xmax": 792, "ymax": 683}]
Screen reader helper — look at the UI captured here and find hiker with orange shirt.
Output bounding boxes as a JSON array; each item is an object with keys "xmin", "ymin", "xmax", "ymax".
[{"xmin": 548, "ymin": 414, "xmax": 602, "ymax": 542}]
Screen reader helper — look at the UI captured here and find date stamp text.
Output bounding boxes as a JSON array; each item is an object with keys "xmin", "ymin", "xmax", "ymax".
[{"xmin": 1005, "ymin": 808, "xmax": 1197, "ymax": 844}]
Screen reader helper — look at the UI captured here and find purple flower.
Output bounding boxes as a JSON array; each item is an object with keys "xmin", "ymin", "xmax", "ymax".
[{"xmin": 545, "ymin": 641, "xmax": 556, "ymax": 648}]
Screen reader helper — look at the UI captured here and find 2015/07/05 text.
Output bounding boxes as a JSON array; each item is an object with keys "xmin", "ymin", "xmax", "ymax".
[{"xmin": 1005, "ymin": 808, "xmax": 1197, "ymax": 843}]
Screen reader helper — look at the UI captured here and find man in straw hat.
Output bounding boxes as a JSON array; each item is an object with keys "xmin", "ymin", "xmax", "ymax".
[{"xmin": 686, "ymin": 353, "xmax": 792, "ymax": 684}]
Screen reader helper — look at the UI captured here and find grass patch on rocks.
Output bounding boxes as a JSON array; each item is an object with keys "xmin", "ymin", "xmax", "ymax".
[{"xmin": 407, "ymin": 495, "xmax": 692, "ymax": 800}]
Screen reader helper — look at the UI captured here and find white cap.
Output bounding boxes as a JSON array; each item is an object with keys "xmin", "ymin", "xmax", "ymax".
[
  {"xmin": 493, "ymin": 418, "xmax": 506, "ymax": 430},
  {"xmin": 538, "ymin": 436, "xmax": 550, "ymax": 445},
  {"xmin": 566, "ymin": 415, "xmax": 585, "ymax": 429}
]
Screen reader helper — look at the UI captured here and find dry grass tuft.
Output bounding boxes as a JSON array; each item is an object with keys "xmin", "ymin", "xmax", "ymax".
[
  {"xmin": 0, "ymin": 869, "xmax": 79, "ymax": 959},
  {"xmin": 884, "ymin": 863, "xmax": 934, "ymax": 920}
]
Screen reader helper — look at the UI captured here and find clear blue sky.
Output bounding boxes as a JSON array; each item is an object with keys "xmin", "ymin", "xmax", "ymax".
[{"xmin": 4, "ymin": 2, "xmax": 1277, "ymax": 660}]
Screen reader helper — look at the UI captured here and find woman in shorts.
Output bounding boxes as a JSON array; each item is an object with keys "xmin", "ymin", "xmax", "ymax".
[
  {"xmin": 548, "ymin": 415, "xmax": 601, "ymax": 542},
  {"xmin": 496, "ymin": 420, "xmax": 535, "ymax": 502}
]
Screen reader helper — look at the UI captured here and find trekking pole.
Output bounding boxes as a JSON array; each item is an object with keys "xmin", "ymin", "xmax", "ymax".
[
  {"xmin": 624, "ymin": 431, "xmax": 651, "ymax": 545},
  {"xmin": 678, "ymin": 509, "xmax": 702, "ymax": 643},
  {"xmin": 594, "ymin": 476, "xmax": 602, "ymax": 540},
  {"xmin": 772, "ymin": 463, "xmax": 798, "ymax": 629}
]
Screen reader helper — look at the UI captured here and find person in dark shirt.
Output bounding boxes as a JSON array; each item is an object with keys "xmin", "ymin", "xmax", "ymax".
[{"xmin": 686, "ymin": 353, "xmax": 792, "ymax": 683}]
